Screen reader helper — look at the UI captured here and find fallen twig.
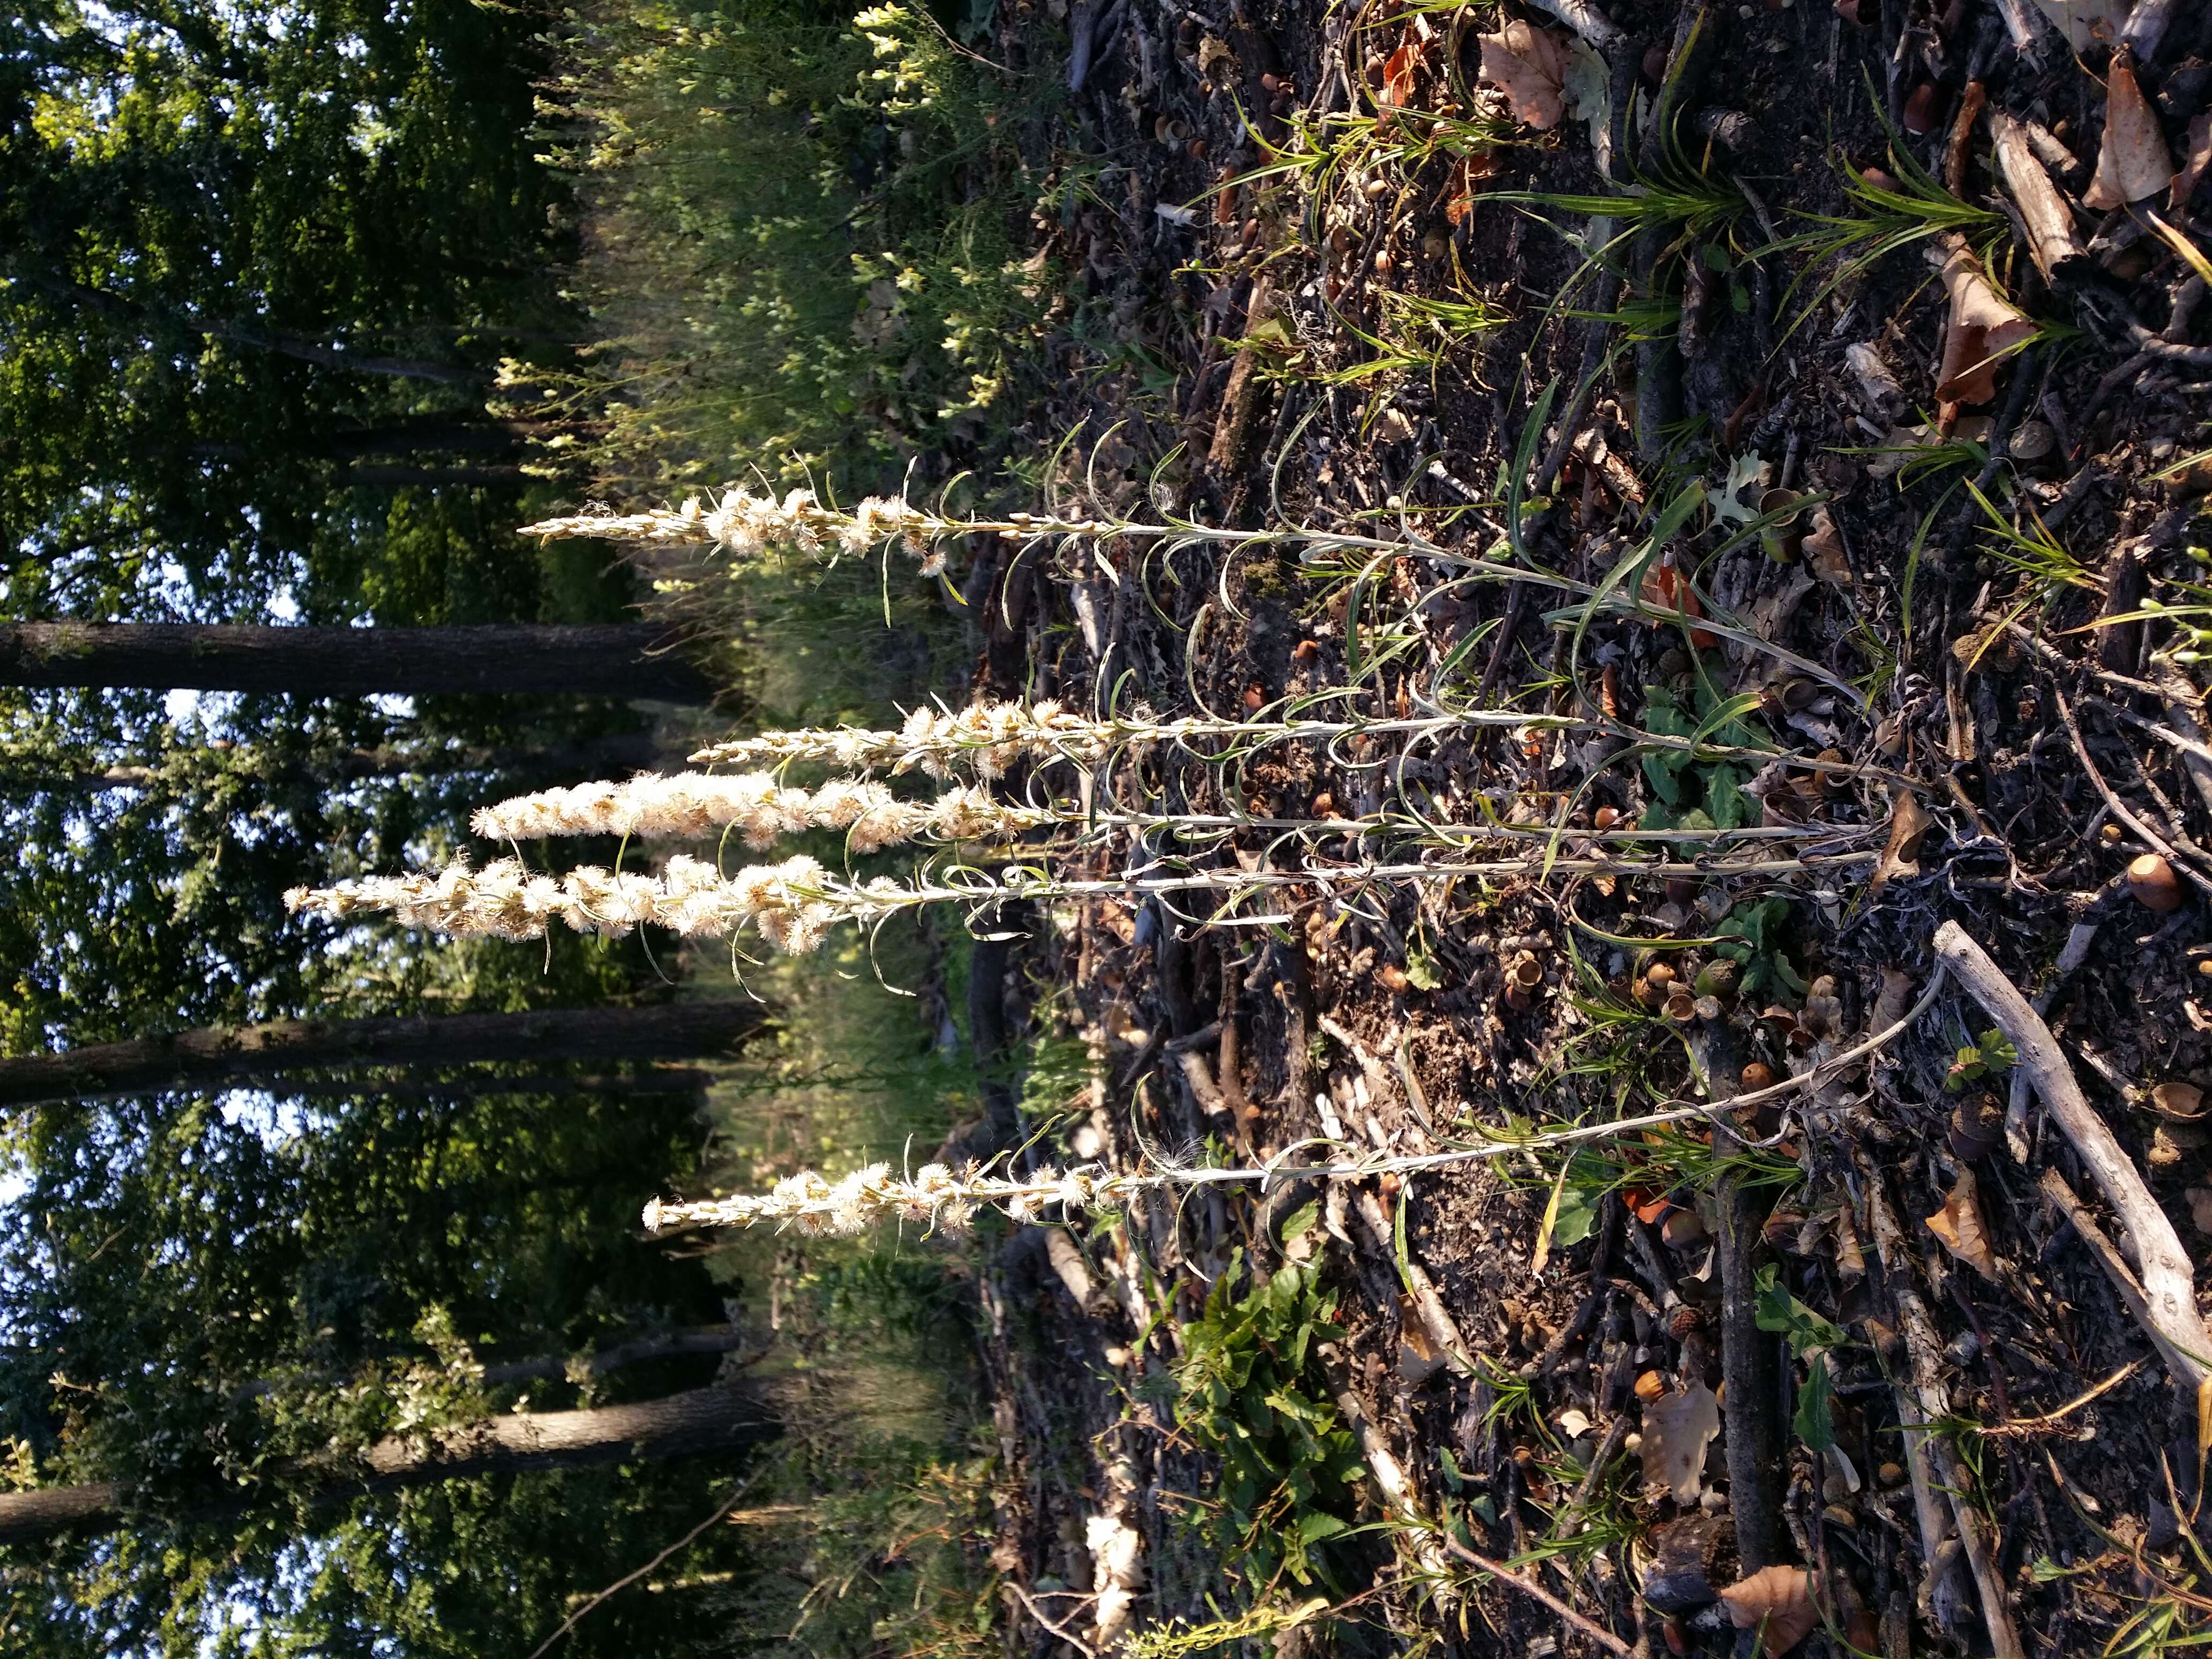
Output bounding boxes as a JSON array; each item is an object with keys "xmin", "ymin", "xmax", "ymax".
[
  {"xmin": 1977, "ymin": 1358, "xmax": 2144, "ymax": 1439},
  {"xmin": 1934, "ymin": 921, "xmax": 2212, "ymax": 1393}
]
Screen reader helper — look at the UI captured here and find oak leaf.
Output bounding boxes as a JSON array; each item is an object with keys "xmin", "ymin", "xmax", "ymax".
[
  {"xmin": 1719, "ymin": 1564, "xmax": 1821, "ymax": 1657},
  {"xmin": 1925, "ymin": 1167, "xmax": 2000, "ymax": 1280},
  {"xmin": 1933, "ymin": 238, "xmax": 2033, "ymax": 407},
  {"xmin": 2084, "ymin": 49, "xmax": 2174, "ymax": 211},
  {"xmin": 1477, "ymin": 20, "xmax": 1569, "ymax": 130},
  {"xmin": 1640, "ymin": 1379, "xmax": 1720, "ymax": 1505},
  {"xmin": 1870, "ymin": 787, "xmax": 1931, "ymax": 892}
]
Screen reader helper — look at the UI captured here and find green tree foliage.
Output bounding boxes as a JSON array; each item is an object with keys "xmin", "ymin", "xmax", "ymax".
[
  {"xmin": 0, "ymin": 8, "xmax": 786, "ymax": 1652},
  {"xmin": 0, "ymin": 0, "xmax": 607, "ymax": 617}
]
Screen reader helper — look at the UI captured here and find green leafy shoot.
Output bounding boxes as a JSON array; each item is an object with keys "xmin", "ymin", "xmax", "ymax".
[
  {"xmin": 1945, "ymin": 1028, "xmax": 2018, "ymax": 1092},
  {"xmin": 1765, "ymin": 86, "xmax": 2008, "ymax": 342},
  {"xmin": 1165, "ymin": 1254, "xmax": 1366, "ymax": 1591},
  {"xmin": 1756, "ymin": 1264, "xmax": 1849, "ymax": 1451},
  {"xmin": 1712, "ymin": 896, "xmax": 1810, "ymax": 1003}
]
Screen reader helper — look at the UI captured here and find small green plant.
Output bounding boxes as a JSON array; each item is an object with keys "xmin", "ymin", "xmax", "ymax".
[
  {"xmin": 1160, "ymin": 1250, "xmax": 1367, "ymax": 1592},
  {"xmin": 1755, "ymin": 1263, "xmax": 1848, "ymax": 1451},
  {"xmin": 1711, "ymin": 896, "xmax": 1810, "ymax": 1002},
  {"xmin": 1967, "ymin": 481, "xmax": 2097, "ymax": 603},
  {"xmin": 1124, "ymin": 1597, "xmax": 1337, "ymax": 1659},
  {"xmin": 1638, "ymin": 683, "xmax": 1760, "ymax": 837},
  {"xmin": 1945, "ymin": 1028, "xmax": 2018, "ymax": 1092}
]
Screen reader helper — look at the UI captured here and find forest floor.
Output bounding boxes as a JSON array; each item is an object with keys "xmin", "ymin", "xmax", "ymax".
[{"xmin": 752, "ymin": 0, "xmax": 2212, "ymax": 1655}]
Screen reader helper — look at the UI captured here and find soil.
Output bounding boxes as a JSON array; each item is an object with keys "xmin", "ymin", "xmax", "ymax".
[{"xmin": 949, "ymin": 0, "xmax": 2212, "ymax": 1654}]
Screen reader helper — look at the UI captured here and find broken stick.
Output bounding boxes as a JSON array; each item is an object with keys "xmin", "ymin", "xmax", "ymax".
[{"xmin": 1933, "ymin": 921, "xmax": 2212, "ymax": 1393}]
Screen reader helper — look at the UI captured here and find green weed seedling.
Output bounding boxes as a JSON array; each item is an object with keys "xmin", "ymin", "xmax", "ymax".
[
  {"xmin": 1163, "ymin": 1250, "xmax": 1367, "ymax": 1592},
  {"xmin": 1711, "ymin": 896, "xmax": 1810, "ymax": 1003},
  {"xmin": 1755, "ymin": 1264, "xmax": 1849, "ymax": 1452},
  {"xmin": 1637, "ymin": 683, "xmax": 1760, "ymax": 839},
  {"xmin": 1945, "ymin": 1028, "xmax": 2017, "ymax": 1092}
]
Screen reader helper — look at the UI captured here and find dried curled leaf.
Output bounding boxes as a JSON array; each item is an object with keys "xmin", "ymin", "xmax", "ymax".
[
  {"xmin": 1378, "ymin": 42, "xmax": 1419, "ymax": 115},
  {"xmin": 1934, "ymin": 238, "xmax": 2034, "ymax": 407},
  {"xmin": 1477, "ymin": 20, "xmax": 1568, "ymax": 130},
  {"xmin": 1925, "ymin": 1167, "xmax": 2000, "ymax": 1280},
  {"xmin": 2084, "ymin": 49, "xmax": 2175, "ymax": 211},
  {"xmin": 1802, "ymin": 507, "xmax": 1854, "ymax": 586},
  {"xmin": 1871, "ymin": 788, "xmax": 1932, "ymax": 892},
  {"xmin": 1641, "ymin": 1379, "xmax": 1721, "ymax": 1505},
  {"xmin": 1720, "ymin": 1564, "xmax": 1822, "ymax": 1658}
]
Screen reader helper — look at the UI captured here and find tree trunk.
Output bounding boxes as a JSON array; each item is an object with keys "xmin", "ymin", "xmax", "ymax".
[
  {"xmin": 0, "ymin": 1002, "xmax": 766, "ymax": 1109},
  {"xmin": 0, "ymin": 623, "xmax": 712, "ymax": 702},
  {"xmin": 274, "ymin": 1067, "xmax": 712, "ymax": 1105},
  {"xmin": 0, "ymin": 1386, "xmax": 778, "ymax": 1546}
]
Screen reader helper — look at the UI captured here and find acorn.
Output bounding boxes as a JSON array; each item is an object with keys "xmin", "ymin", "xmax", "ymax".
[
  {"xmin": 1902, "ymin": 83, "xmax": 1942, "ymax": 135},
  {"xmin": 1693, "ymin": 958, "xmax": 1739, "ymax": 1002},
  {"xmin": 1504, "ymin": 951, "xmax": 1545, "ymax": 1011},
  {"xmin": 1634, "ymin": 1369, "xmax": 1669, "ymax": 1402},
  {"xmin": 1662, "ymin": 1208, "xmax": 1709, "ymax": 1248},
  {"xmin": 1948, "ymin": 1093, "xmax": 2005, "ymax": 1162},
  {"xmin": 2130, "ymin": 853, "xmax": 2184, "ymax": 912},
  {"xmin": 1593, "ymin": 805, "xmax": 1621, "ymax": 831},
  {"xmin": 1739, "ymin": 1061, "xmax": 1777, "ymax": 1093},
  {"xmin": 1379, "ymin": 963, "xmax": 1410, "ymax": 994},
  {"xmin": 1664, "ymin": 989, "xmax": 1698, "ymax": 1024},
  {"xmin": 1638, "ymin": 961, "xmax": 1678, "ymax": 1008}
]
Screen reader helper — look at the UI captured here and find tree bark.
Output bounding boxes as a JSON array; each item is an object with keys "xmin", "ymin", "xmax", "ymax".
[
  {"xmin": 273, "ymin": 1067, "xmax": 712, "ymax": 1105},
  {"xmin": 0, "ymin": 1002, "xmax": 766, "ymax": 1109},
  {"xmin": 0, "ymin": 623, "xmax": 712, "ymax": 702},
  {"xmin": 0, "ymin": 1386, "xmax": 779, "ymax": 1546}
]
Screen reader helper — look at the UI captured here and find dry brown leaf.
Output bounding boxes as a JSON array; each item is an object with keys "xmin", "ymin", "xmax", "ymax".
[
  {"xmin": 2085, "ymin": 49, "xmax": 2174, "ymax": 211},
  {"xmin": 1934, "ymin": 238, "xmax": 2034, "ymax": 407},
  {"xmin": 1871, "ymin": 787, "xmax": 1932, "ymax": 892},
  {"xmin": 1443, "ymin": 148, "xmax": 1498, "ymax": 227},
  {"xmin": 1925, "ymin": 1167, "xmax": 2000, "ymax": 1280},
  {"xmin": 1477, "ymin": 20, "xmax": 1568, "ymax": 131},
  {"xmin": 1720, "ymin": 1564, "xmax": 1822, "ymax": 1658},
  {"xmin": 1379, "ymin": 42, "xmax": 1418, "ymax": 115},
  {"xmin": 1802, "ymin": 507, "xmax": 1854, "ymax": 585},
  {"xmin": 2174, "ymin": 113, "xmax": 2212, "ymax": 213},
  {"xmin": 1397, "ymin": 1296, "xmax": 1445, "ymax": 1383},
  {"xmin": 1640, "ymin": 1379, "xmax": 1721, "ymax": 1505}
]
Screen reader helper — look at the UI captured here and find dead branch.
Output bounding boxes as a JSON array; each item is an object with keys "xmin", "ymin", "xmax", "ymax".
[
  {"xmin": 1933, "ymin": 922, "xmax": 2212, "ymax": 1393},
  {"xmin": 1991, "ymin": 110, "xmax": 2087, "ymax": 282}
]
